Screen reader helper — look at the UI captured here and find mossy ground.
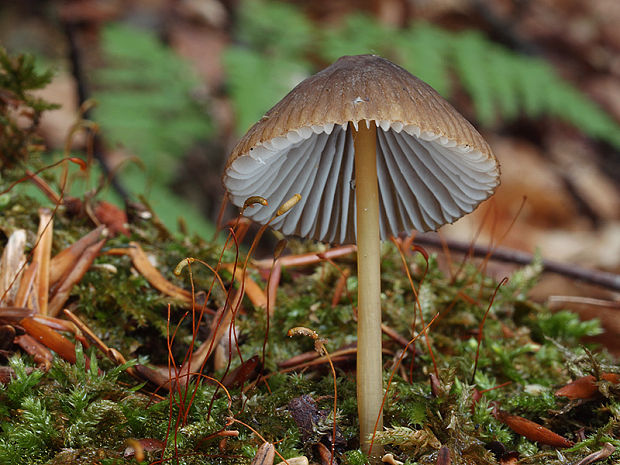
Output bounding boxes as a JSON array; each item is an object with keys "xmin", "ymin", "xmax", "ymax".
[
  {"xmin": 1, "ymin": 47, "xmax": 618, "ymax": 465},
  {"xmin": 0, "ymin": 189, "xmax": 618, "ymax": 464}
]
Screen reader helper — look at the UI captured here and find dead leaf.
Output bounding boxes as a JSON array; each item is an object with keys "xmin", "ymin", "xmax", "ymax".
[
  {"xmin": 251, "ymin": 442, "xmax": 275, "ymax": 465},
  {"xmin": 494, "ymin": 410, "xmax": 573, "ymax": 448}
]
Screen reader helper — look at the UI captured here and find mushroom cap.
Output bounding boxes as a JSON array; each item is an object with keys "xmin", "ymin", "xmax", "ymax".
[{"xmin": 223, "ymin": 54, "xmax": 500, "ymax": 244}]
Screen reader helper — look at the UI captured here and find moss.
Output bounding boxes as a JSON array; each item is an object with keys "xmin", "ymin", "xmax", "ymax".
[{"xmin": 1, "ymin": 202, "xmax": 619, "ymax": 464}]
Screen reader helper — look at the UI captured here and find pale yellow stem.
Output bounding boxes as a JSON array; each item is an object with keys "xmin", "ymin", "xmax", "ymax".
[{"xmin": 353, "ymin": 121, "xmax": 383, "ymax": 459}]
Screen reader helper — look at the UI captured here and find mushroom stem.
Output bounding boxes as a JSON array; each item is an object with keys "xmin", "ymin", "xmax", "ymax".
[{"xmin": 353, "ymin": 121, "xmax": 384, "ymax": 458}]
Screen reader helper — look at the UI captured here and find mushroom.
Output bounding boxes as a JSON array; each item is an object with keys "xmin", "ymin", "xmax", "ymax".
[{"xmin": 223, "ymin": 54, "xmax": 500, "ymax": 457}]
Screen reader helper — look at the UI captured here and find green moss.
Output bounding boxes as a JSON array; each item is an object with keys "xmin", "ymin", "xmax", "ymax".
[{"xmin": 1, "ymin": 206, "xmax": 618, "ymax": 464}]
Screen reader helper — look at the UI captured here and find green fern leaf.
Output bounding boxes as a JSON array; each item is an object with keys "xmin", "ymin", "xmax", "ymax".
[
  {"xmin": 235, "ymin": 0, "xmax": 315, "ymax": 58},
  {"xmin": 223, "ymin": 48, "xmax": 309, "ymax": 133},
  {"xmin": 451, "ymin": 31, "xmax": 498, "ymax": 125},
  {"xmin": 320, "ymin": 13, "xmax": 396, "ymax": 62},
  {"xmin": 94, "ymin": 23, "xmax": 211, "ymax": 184},
  {"xmin": 227, "ymin": 0, "xmax": 620, "ymax": 148},
  {"xmin": 396, "ymin": 23, "xmax": 452, "ymax": 96}
]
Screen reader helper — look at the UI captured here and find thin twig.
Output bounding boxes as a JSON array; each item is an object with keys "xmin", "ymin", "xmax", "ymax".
[
  {"xmin": 63, "ymin": 20, "xmax": 130, "ymax": 203},
  {"xmin": 414, "ymin": 233, "xmax": 620, "ymax": 291}
]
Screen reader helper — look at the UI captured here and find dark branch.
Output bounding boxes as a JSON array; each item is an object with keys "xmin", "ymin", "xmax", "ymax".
[
  {"xmin": 415, "ymin": 233, "xmax": 620, "ymax": 291},
  {"xmin": 63, "ymin": 21, "xmax": 130, "ymax": 204}
]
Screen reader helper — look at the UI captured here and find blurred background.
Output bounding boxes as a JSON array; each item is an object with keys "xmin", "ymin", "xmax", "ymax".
[{"xmin": 1, "ymin": 0, "xmax": 619, "ymax": 338}]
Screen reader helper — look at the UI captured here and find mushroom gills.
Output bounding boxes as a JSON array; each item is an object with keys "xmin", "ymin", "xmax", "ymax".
[{"xmin": 224, "ymin": 121, "xmax": 499, "ymax": 243}]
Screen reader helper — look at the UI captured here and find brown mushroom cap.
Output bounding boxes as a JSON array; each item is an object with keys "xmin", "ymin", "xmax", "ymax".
[{"xmin": 223, "ymin": 54, "xmax": 500, "ymax": 244}]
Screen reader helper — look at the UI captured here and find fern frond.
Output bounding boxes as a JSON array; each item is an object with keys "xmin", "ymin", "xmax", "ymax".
[
  {"xmin": 319, "ymin": 13, "xmax": 396, "ymax": 62},
  {"xmin": 94, "ymin": 23, "xmax": 211, "ymax": 184},
  {"xmin": 235, "ymin": 0, "xmax": 315, "ymax": 58},
  {"xmin": 451, "ymin": 31, "xmax": 500, "ymax": 125},
  {"xmin": 91, "ymin": 23, "xmax": 217, "ymax": 236},
  {"xmin": 395, "ymin": 24, "xmax": 453, "ymax": 96},
  {"xmin": 223, "ymin": 48, "xmax": 309, "ymax": 133},
  {"xmin": 226, "ymin": 2, "xmax": 620, "ymax": 149}
]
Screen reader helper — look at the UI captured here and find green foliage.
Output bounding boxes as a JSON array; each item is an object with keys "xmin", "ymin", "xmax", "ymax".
[
  {"xmin": 506, "ymin": 389, "xmax": 558, "ymax": 417},
  {"xmin": 501, "ymin": 251, "xmax": 544, "ymax": 300},
  {"xmin": 0, "ymin": 348, "xmax": 148, "ymax": 465},
  {"xmin": 224, "ymin": 1, "xmax": 620, "ymax": 149},
  {"xmin": 224, "ymin": 0, "xmax": 313, "ymax": 133},
  {"xmin": 95, "ymin": 23, "xmax": 211, "ymax": 182},
  {"xmin": 0, "ymin": 397, "xmax": 59, "ymax": 464},
  {"xmin": 223, "ymin": 49, "xmax": 309, "ymax": 133},
  {"xmin": 0, "ymin": 49, "xmax": 56, "ymax": 106},
  {"xmin": 536, "ymin": 310, "xmax": 603, "ymax": 342},
  {"xmin": 394, "ymin": 23, "xmax": 453, "ymax": 96},
  {"xmin": 94, "ymin": 23, "xmax": 214, "ymax": 237},
  {"xmin": 1, "ymin": 157, "xmax": 618, "ymax": 464},
  {"xmin": 0, "ymin": 48, "xmax": 59, "ymax": 171},
  {"xmin": 0, "ymin": 213, "xmax": 617, "ymax": 464},
  {"xmin": 342, "ymin": 449, "xmax": 367, "ymax": 465},
  {"xmin": 3, "ymin": 357, "xmax": 45, "ymax": 408},
  {"xmin": 47, "ymin": 343, "xmax": 135, "ymax": 393},
  {"xmin": 235, "ymin": 0, "xmax": 314, "ymax": 57}
]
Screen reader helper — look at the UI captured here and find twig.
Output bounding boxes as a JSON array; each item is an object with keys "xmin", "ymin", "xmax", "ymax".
[
  {"xmin": 63, "ymin": 20, "xmax": 130, "ymax": 203},
  {"xmin": 414, "ymin": 233, "xmax": 620, "ymax": 291}
]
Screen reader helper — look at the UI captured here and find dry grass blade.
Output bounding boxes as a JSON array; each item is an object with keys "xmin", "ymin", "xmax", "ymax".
[
  {"xmin": 222, "ymin": 263, "xmax": 267, "ymax": 308},
  {"xmin": 133, "ymin": 363, "xmax": 170, "ymax": 389},
  {"xmin": 19, "ymin": 317, "xmax": 77, "ymax": 364},
  {"xmin": 278, "ymin": 350, "xmax": 323, "ymax": 369},
  {"xmin": 494, "ymin": 409, "xmax": 573, "ymax": 448},
  {"xmin": 316, "ymin": 442, "xmax": 333, "ymax": 465},
  {"xmin": 253, "ymin": 245, "xmax": 356, "ymax": 269},
  {"xmin": 278, "ymin": 347, "xmax": 356, "ymax": 373},
  {"xmin": 0, "ymin": 306, "xmax": 37, "ymax": 321},
  {"xmin": 436, "ymin": 446, "xmax": 451, "ymax": 465},
  {"xmin": 14, "ymin": 333, "xmax": 53, "ymax": 367},
  {"xmin": 32, "ymin": 314, "xmax": 89, "ymax": 348},
  {"xmin": 106, "ymin": 242, "xmax": 192, "ymax": 303},
  {"xmin": 331, "ymin": 267, "xmax": 350, "ymax": 307},
  {"xmin": 33, "ymin": 208, "xmax": 53, "ymax": 315},
  {"xmin": 258, "ymin": 244, "xmax": 356, "ymax": 310},
  {"xmin": 547, "ymin": 296, "xmax": 620, "ymax": 310},
  {"xmin": 221, "ymin": 355, "xmax": 260, "ymax": 389},
  {"xmin": 251, "ymin": 442, "xmax": 275, "ymax": 465},
  {"xmin": 0, "ymin": 229, "xmax": 26, "ymax": 306},
  {"xmin": 32, "ymin": 314, "xmax": 80, "ymax": 335},
  {"xmin": 49, "ymin": 225, "xmax": 106, "ymax": 285},
  {"xmin": 14, "ymin": 262, "xmax": 37, "ymax": 308},
  {"xmin": 573, "ymin": 443, "xmax": 615, "ymax": 465},
  {"xmin": 48, "ymin": 238, "xmax": 106, "ymax": 317},
  {"xmin": 555, "ymin": 373, "xmax": 620, "ymax": 400}
]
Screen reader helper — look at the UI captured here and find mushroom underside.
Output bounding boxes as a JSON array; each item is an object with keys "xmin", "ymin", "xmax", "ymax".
[{"xmin": 224, "ymin": 121, "xmax": 499, "ymax": 244}]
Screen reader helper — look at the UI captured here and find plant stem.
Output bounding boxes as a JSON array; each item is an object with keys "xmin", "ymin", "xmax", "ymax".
[{"xmin": 353, "ymin": 121, "xmax": 383, "ymax": 459}]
